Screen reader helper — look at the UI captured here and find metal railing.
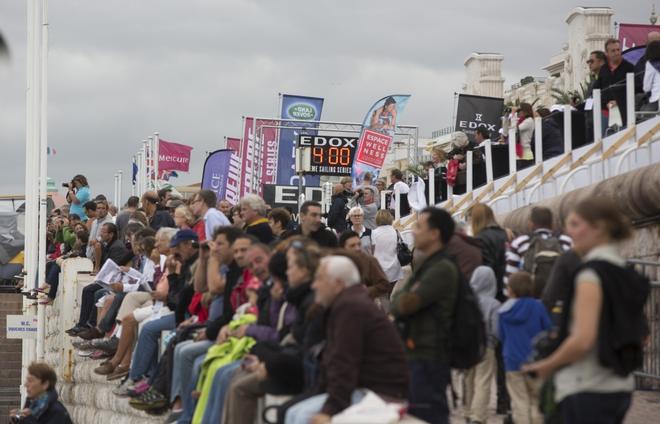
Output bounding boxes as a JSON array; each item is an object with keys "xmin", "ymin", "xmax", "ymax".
[{"xmin": 628, "ymin": 259, "xmax": 660, "ymax": 389}]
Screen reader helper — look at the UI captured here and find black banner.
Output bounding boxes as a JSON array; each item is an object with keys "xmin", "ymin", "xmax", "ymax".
[
  {"xmin": 454, "ymin": 94, "xmax": 504, "ymax": 143},
  {"xmin": 263, "ymin": 184, "xmax": 323, "ymax": 209},
  {"xmin": 297, "ymin": 135, "xmax": 357, "ymax": 176}
]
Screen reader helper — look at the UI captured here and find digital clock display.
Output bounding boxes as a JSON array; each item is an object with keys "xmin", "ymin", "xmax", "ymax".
[{"xmin": 298, "ymin": 135, "xmax": 357, "ymax": 176}]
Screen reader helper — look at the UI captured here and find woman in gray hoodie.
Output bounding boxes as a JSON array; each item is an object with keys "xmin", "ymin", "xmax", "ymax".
[{"xmin": 464, "ymin": 266, "xmax": 501, "ymax": 424}]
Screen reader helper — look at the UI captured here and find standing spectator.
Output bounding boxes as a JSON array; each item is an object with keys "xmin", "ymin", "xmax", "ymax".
[
  {"xmin": 240, "ymin": 194, "xmax": 275, "ymax": 244},
  {"xmin": 593, "ymin": 38, "xmax": 636, "ymax": 129},
  {"xmin": 141, "ymin": 191, "xmax": 175, "ymax": 231},
  {"xmin": 338, "ymin": 231, "xmax": 391, "ymax": 301},
  {"xmin": 586, "ymin": 50, "xmax": 607, "ymax": 96},
  {"xmin": 349, "ymin": 187, "xmax": 377, "ymax": 229},
  {"xmin": 536, "ymin": 108, "xmax": 564, "ymax": 159},
  {"xmin": 499, "ymin": 272, "xmax": 551, "ymax": 424},
  {"xmin": 464, "ymin": 266, "xmax": 501, "ymax": 424},
  {"xmin": 285, "ymin": 201, "xmax": 338, "ymax": 248},
  {"xmin": 115, "ymin": 196, "xmax": 139, "ymax": 241},
  {"xmin": 371, "ymin": 210, "xmax": 402, "ymax": 286},
  {"xmin": 474, "ymin": 127, "xmax": 491, "ymax": 148},
  {"xmin": 189, "ymin": 189, "xmax": 230, "ymax": 241},
  {"xmin": 468, "ymin": 203, "xmax": 508, "ymax": 301},
  {"xmin": 390, "ymin": 207, "xmax": 458, "ymax": 424},
  {"xmin": 267, "ymin": 207, "xmax": 292, "ymax": 241},
  {"xmin": 375, "ymin": 178, "xmax": 386, "ymax": 194},
  {"xmin": 340, "ymin": 176, "xmax": 353, "ymax": 194},
  {"xmin": 523, "ymin": 197, "xmax": 645, "ymax": 424},
  {"xmin": 327, "ymin": 183, "xmax": 349, "ymax": 234},
  {"xmin": 285, "ymin": 256, "xmax": 408, "ymax": 424},
  {"xmin": 65, "ymin": 174, "xmax": 91, "ymax": 222},
  {"xmin": 514, "ymin": 103, "xmax": 535, "ymax": 169},
  {"xmin": 346, "ymin": 206, "xmax": 372, "ymax": 253},
  {"xmin": 388, "ymin": 169, "xmax": 410, "ymax": 217},
  {"xmin": 634, "ymin": 31, "xmax": 660, "ymax": 96},
  {"xmin": 230, "ymin": 206, "xmax": 245, "ymax": 229},
  {"xmin": 642, "ymin": 40, "xmax": 660, "ymax": 114},
  {"xmin": 505, "ymin": 206, "xmax": 572, "ymax": 295},
  {"xmin": 444, "ymin": 230, "xmax": 483, "ymax": 282},
  {"xmin": 10, "ymin": 362, "xmax": 72, "ymax": 424}
]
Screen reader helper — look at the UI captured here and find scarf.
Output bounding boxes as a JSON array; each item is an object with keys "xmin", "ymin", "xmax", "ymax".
[{"xmin": 27, "ymin": 389, "xmax": 55, "ymax": 419}]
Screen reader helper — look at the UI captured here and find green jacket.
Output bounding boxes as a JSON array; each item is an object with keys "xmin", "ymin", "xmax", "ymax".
[
  {"xmin": 55, "ymin": 227, "xmax": 77, "ymax": 250},
  {"xmin": 390, "ymin": 249, "xmax": 458, "ymax": 360}
]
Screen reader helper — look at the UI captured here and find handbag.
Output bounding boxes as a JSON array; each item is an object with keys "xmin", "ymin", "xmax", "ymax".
[
  {"xmin": 396, "ymin": 231, "xmax": 412, "ymax": 267},
  {"xmin": 446, "ymin": 159, "xmax": 459, "ymax": 186}
]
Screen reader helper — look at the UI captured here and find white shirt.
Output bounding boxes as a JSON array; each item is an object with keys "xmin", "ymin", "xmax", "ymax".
[
  {"xmin": 204, "ymin": 207, "xmax": 230, "ymax": 239},
  {"xmin": 644, "ymin": 61, "xmax": 660, "ymax": 103},
  {"xmin": 371, "ymin": 225, "xmax": 403, "ymax": 282},
  {"xmin": 86, "ymin": 214, "xmax": 114, "ymax": 259},
  {"xmin": 389, "ymin": 181, "xmax": 410, "ymax": 212}
]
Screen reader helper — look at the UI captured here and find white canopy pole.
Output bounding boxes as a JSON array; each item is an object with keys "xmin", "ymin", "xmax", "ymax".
[{"xmin": 153, "ymin": 132, "xmax": 160, "ymax": 189}]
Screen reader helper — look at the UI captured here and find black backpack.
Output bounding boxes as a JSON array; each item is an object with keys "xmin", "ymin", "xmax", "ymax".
[{"xmin": 448, "ymin": 264, "xmax": 488, "ymax": 369}]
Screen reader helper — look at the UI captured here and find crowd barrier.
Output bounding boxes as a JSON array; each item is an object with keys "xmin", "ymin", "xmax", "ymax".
[{"xmin": 630, "ymin": 260, "xmax": 660, "ymax": 390}]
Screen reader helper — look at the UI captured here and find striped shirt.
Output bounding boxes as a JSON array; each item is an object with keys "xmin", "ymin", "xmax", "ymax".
[{"xmin": 504, "ymin": 229, "xmax": 572, "ymax": 285}]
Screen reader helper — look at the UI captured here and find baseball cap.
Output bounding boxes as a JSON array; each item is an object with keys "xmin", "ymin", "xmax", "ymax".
[{"xmin": 169, "ymin": 229, "xmax": 199, "ymax": 247}]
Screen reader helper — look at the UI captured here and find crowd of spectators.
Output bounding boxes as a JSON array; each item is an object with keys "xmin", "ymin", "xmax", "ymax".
[{"xmin": 25, "ymin": 163, "xmax": 649, "ymax": 424}]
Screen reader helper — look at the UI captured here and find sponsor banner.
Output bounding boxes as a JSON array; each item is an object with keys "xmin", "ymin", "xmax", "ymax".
[
  {"xmin": 454, "ymin": 94, "xmax": 504, "ymax": 144},
  {"xmin": 6, "ymin": 315, "xmax": 38, "ymax": 339},
  {"xmin": 278, "ymin": 95, "xmax": 324, "ymax": 186},
  {"xmin": 297, "ymin": 135, "xmax": 357, "ymax": 176},
  {"xmin": 201, "ymin": 149, "xmax": 240, "ymax": 205},
  {"xmin": 352, "ymin": 95, "xmax": 411, "ymax": 185},
  {"xmin": 619, "ymin": 23, "xmax": 657, "ymax": 50},
  {"xmin": 158, "ymin": 139, "xmax": 193, "ymax": 173},
  {"xmin": 263, "ymin": 184, "xmax": 323, "ymax": 220},
  {"xmin": 226, "ymin": 137, "xmax": 241, "ymax": 153},
  {"xmin": 241, "ymin": 117, "xmax": 258, "ymax": 196},
  {"xmin": 259, "ymin": 121, "xmax": 279, "ymax": 185}
]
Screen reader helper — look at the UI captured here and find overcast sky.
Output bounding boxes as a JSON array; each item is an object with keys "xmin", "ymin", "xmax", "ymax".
[{"xmin": 0, "ymin": 0, "xmax": 650, "ymax": 201}]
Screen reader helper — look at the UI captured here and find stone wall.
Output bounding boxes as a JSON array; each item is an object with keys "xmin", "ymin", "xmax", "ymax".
[{"xmin": 43, "ymin": 258, "xmax": 162, "ymax": 424}]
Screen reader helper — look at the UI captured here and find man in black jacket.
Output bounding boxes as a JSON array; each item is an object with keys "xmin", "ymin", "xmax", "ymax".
[
  {"xmin": 594, "ymin": 38, "xmax": 636, "ymax": 129},
  {"xmin": 142, "ymin": 191, "xmax": 175, "ymax": 231},
  {"xmin": 285, "ymin": 201, "xmax": 338, "ymax": 248},
  {"xmin": 326, "ymin": 184, "xmax": 349, "ymax": 233}
]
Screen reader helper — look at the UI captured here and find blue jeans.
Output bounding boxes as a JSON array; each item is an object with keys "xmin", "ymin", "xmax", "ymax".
[
  {"xmin": 201, "ymin": 361, "xmax": 241, "ymax": 424},
  {"xmin": 129, "ymin": 314, "xmax": 176, "ymax": 381},
  {"xmin": 285, "ymin": 390, "xmax": 367, "ymax": 424},
  {"xmin": 178, "ymin": 354, "xmax": 206, "ymax": 424},
  {"xmin": 407, "ymin": 359, "xmax": 450, "ymax": 424},
  {"xmin": 170, "ymin": 339, "xmax": 214, "ymax": 403}
]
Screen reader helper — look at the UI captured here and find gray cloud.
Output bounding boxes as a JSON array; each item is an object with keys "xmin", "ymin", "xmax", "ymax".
[{"xmin": 0, "ymin": 0, "xmax": 649, "ymax": 199}]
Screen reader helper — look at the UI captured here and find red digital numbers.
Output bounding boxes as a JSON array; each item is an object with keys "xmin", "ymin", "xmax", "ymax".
[{"xmin": 313, "ymin": 147, "xmax": 351, "ymax": 166}]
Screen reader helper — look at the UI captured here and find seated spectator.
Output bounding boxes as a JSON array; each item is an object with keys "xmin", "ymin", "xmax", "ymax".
[
  {"xmin": 190, "ymin": 190, "xmax": 230, "ymax": 241},
  {"xmin": 86, "ymin": 199, "xmax": 114, "ymax": 273},
  {"xmin": 338, "ymin": 231, "xmax": 391, "ymax": 305},
  {"xmin": 116, "ymin": 195, "xmax": 140, "ymax": 241},
  {"xmin": 285, "ymin": 255, "xmax": 408, "ymax": 423},
  {"xmin": 142, "ymin": 191, "xmax": 175, "ymax": 231},
  {"xmin": 268, "ymin": 207, "xmax": 292, "ymax": 241},
  {"xmin": 284, "ymin": 201, "xmax": 338, "ymax": 248},
  {"xmin": 217, "ymin": 199, "xmax": 232, "ymax": 218},
  {"xmin": 240, "ymin": 194, "xmax": 275, "ymax": 244},
  {"xmin": 230, "ymin": 206, "xmax": 245, "ymax": 229},
  {"xmin": 10, "ymin": 362, "xmax": 72, "ymax": 423}
]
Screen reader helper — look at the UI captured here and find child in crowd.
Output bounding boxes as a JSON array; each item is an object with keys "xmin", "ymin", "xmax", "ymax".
[
  {"xmin": 464, "ymin": 266, "xmax": 501, "ymax": 424},
  {"xmin": 499, "ymin": 271, "xmax": 552, "ymax": 424}
]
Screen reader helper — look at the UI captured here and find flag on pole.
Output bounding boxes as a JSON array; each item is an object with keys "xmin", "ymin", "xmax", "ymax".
[
  {"xmin": 46, "ymin": 147, "xmax": 56, "ymax": 155},
  {"xmin": 132, "ymin": 161, "xmax": 138, "ymax": 185}
]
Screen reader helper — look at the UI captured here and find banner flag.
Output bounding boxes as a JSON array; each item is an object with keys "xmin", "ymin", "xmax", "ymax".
[
  {"xmin": 132, "ymin": 161, "xmax": 138, "ymax": 185},
  {"xmin": 158, "ymin": 139, "xmax": 193, "ymax": 174},
  {"xmin": 201, "ymin": 149, "xmax": 241, "ymax": 205},
  {"xmin": 619, "ymin": 23, "xmax": 658, "ymax": 50},
  {"xmin": 454, "ymin": 94, "xmax": 504, "ymax": 144},
  {"xmin": 226, "ymin": 137, "xmax": 241, "ymax": 153},
  {"xmin": 351, "ymin": 94, "xmax": 410, "ymax": 185},
  {"xmin": 278, "ymin": 95, "xmax": 324, "ymax": 186},
  {"xmin": 241, "ymin": 117, "xmax": 257, "ymax": 196},
  {"xmin": 259, "ymin": 121, "xmax": 279, "ymax": 186}
]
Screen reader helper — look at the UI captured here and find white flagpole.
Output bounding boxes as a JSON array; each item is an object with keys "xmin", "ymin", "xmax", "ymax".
[
  {"xmin": 118, "ymin": 170, "xmax": 123, "ymax": 207},
  {"xmin": 146, "ymin": 137, "xmax": 153, "ymax": 191},
  {"xmin": 141, "ymin": 141, "xmax": 148, "ymax": 194},
  {"xmin": 113, "ymin": 173, "xmax": 118, "ymax": 207},
  {"xmin": 36, "ymin": 0, "xmax": 49, "ymax": 359},
  {"xmin": 136, "ymin": 151, "xmax": 142, "ymax": 197},
  {"xmin": 131, "ymin": 156, "xmax": 136, "ymax": 197},
  {"xmin": 153, "ymin": 132, "xmax": 159, "ymax": 189}
]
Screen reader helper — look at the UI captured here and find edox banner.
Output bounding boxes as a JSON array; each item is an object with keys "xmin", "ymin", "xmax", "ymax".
[{"xmin": 454, "ymin": 94, "xmax": 504, "ymax": 144}]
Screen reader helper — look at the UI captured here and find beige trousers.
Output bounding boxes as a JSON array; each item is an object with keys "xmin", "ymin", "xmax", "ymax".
[
  {"xmin": 464, "ymin": 346, "xmax": 496, "ymax": 423},
  {"xmin": 506, "ymin": 371, "xmax": 543, "ymax": 424},
  {"xmin": 116, "ymin": 291, "xmax": 152, "ymax": 321}
]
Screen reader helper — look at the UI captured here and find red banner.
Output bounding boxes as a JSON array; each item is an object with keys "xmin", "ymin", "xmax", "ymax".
[
  {"xmin": 259, "ymin": 121, "xmax": 279, "ymax": 186},
  {"xmin": 241, "ymin": 118, "xmax": 257, "ymax": 196},
  {"xmin": 354, "ymin": 129, "xmax": 391, "ymax": 168},
  {"xmin": 619, "ymin": 23, "xmax": 657, "ymax": 49},
  {"xmin": 226, "ymin": 137, "xmax": 241, "ymax": 153},
  {"xmin": 158, "ymin": 139, "xmax": 193, "ymax": 172}
]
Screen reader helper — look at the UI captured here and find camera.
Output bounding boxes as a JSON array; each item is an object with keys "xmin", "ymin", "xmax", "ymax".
[{"xmin": 62, "ymin": 182, "xmax": 70, "ymax": 188}]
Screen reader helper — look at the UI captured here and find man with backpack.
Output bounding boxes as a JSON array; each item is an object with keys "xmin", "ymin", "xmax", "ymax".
[
  {"xmin": 505, "ymin": 206, "xmax": 572, "ymax": 298},
  {"xmin": 391, "ymin": 207, "xmax": 486, "ymax": 424}
]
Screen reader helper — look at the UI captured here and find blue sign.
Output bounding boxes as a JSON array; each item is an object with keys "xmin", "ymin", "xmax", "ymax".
[{"xmin": 277, "ymin": 95, "xmax": 324, "ymax": 185}]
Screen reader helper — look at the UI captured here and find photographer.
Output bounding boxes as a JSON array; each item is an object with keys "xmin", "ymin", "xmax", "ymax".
[
  {"xmin": 9, "ymin": 362, "xmax": 72, "ymax": 423},
  {"xmin": 64, "ymin": 174, "xmax": 91, "ymax": 221}
]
